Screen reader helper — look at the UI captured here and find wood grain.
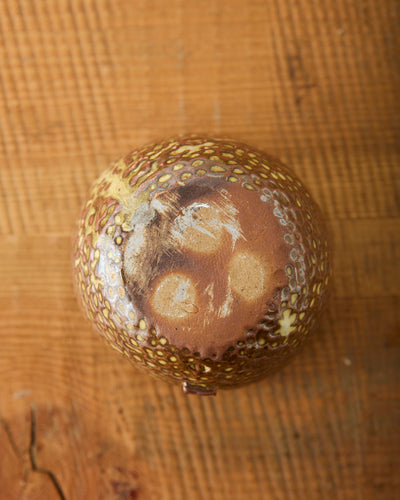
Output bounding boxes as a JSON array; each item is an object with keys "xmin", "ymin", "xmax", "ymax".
[{"xmin": 0, "ymin": 0, "xmax": 399, "ymax": 499}]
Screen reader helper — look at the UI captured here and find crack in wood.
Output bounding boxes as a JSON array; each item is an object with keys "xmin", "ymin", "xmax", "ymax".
[
  {"xmin": 0, "ymin": 416, "xmax": 21, "ymax": 459},
  {"xmin": 29, "ymin": 404, "xmax": 67, "ymax": 500}
]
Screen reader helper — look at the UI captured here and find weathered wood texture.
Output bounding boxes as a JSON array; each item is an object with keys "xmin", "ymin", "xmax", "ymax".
[{"xmin": 0, "ymin": 1, "xmax": 399, "ymax": 499}]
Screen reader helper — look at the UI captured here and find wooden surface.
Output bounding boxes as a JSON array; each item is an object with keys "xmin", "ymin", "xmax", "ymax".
[{"xmin": 0, "ymin": 1, "xmax": 399, "ymax": 499}]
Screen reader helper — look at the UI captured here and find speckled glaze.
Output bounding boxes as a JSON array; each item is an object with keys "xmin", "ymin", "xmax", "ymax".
[{"xmin": 73, "ymin": 136, "xmax": 331, "ymax": 395}]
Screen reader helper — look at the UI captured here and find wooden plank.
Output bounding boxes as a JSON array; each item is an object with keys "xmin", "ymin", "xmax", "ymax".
[
  {"xmin": 0, "ymin": 234, "xmax": 398, "ymax": 498},
  {"xmin": 0, "ymin": 295, "xmax": 398, "ymax": 498},
  {"xmin": 0, "ymin": 0, "xmax": 399, "ymax": 498}
]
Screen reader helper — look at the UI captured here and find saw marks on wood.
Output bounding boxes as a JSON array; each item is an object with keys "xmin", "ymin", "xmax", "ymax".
[{"xmin": 0, "ymin": 0, "xmax": 399, "ymax": 498}]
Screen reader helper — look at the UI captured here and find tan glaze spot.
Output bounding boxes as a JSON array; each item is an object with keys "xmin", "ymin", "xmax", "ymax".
[
  {"xmin": 151, "ymin": 272, "xmax": 198, "ymax": 319},
  {"xmin": 228, "ymin": 251, "xmax": 267, "ymax": 303},
  {"xmin": 172, "ymin": 203, "xmax": 224, "ymax": 254}
]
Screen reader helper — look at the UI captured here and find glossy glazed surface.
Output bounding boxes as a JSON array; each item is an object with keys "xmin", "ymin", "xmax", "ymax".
[{"xmin": 73, "ymin": 136, "xmax": 331, "ymax": 393}]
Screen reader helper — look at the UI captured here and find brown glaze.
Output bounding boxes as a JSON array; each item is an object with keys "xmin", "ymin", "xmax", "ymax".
[{"xmin": 73, "ymin": 136, "xmax": 331, "ymax": 394}]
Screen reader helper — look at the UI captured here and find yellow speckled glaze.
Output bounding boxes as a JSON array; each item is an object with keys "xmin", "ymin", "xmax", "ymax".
[{"xmin": 73, "ymin": 136, "xmax": 331, "ymax": 395}]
